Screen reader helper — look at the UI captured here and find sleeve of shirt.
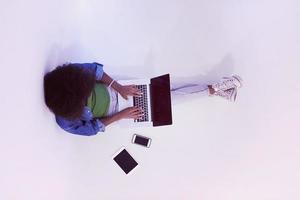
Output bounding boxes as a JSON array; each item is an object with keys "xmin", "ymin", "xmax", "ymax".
[
  {"xmin": 73, "ymin": 62, "xmax": 104, "ymax": 81},
  {"xmin": 55, "ymin": 117, "xmax": 106, "ymax": 136}
]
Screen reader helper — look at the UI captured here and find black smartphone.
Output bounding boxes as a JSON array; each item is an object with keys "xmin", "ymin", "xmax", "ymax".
[{"xmin": 132, "ymin": 134, "xmax": 151, "ymax": 148}]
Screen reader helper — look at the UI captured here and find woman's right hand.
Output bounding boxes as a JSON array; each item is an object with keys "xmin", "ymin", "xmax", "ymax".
[{"xmin": 119, "ymin": 107, "xmax": 144, "ymax": 119}]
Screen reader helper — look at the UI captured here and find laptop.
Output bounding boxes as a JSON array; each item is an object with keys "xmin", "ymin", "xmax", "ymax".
[{"xmin": 117, "ymin": 74, "xmax": 172, "ymax": 127}]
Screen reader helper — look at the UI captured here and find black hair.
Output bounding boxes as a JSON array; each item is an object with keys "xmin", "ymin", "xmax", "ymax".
[{"xmin": 44, "ymin": 64, "xmax": 96, "ymax": 119}]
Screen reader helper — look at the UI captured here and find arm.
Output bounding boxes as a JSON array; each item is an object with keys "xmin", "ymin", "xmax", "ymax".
[
  {"xmin": 98, "ymin": 72, "xmax": 122, "ymax": 91},
  {"xmin": 98, "ymin": 112, "xmax": 123, "ymax": 126},
  {"xmin": 56, "ymin": 115, "xmax": 105, "ymax": 136},
  {"xmin": 76, "ymin": 62, "xmax": 141, "ymax": 99},
  {"xmin": 97, "ymin": 107, "xmax": 144, "ymax": 126},
  {"xmin": 98, "ymin": 72, "xmax": 142, "ymax": 100}
]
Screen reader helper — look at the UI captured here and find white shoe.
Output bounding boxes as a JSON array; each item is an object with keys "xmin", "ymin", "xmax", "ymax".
[
  {"xmin": 214, "ymin": 87, "xmax": 238, "ymax": 102},
  {"xmin": 212, "ymin": 75, "xmax": 243, "ymax": 92}
]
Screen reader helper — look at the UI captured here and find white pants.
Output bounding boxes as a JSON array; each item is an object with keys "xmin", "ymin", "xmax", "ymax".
[
  {"xmin": 106, "ymin": 86, "xmax": 119, "ymax": 116},
  {"xmin": 170, "ymin": 77, "xmax": 209, "ymax": 105},
  {"xmin": 105, "ymin": 78, "xmax": 210, "ymax": 116}
]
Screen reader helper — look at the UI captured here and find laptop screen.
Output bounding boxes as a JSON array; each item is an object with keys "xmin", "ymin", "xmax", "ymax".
[{"xmin": 150, "ymin": 74, "xmax": 173, "ymax": 126}]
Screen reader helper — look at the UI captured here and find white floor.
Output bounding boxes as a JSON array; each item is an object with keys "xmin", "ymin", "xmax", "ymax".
[{"xmin": 1, "ymin": 0, "xmax": 300, "ymax": 199}]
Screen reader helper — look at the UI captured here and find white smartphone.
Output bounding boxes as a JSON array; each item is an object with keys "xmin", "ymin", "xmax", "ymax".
[
  {"xmin": 112, "ymin": 147, "xmax": 139, "ymax": 175},
  {"xmin": 132, "ymin": 134, "xmax": 152, "ymax": 148}
]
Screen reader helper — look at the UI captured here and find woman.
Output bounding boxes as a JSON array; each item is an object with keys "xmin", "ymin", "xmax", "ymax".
[{"xmin": 44, "ymin": 62, "xmax": 242, "ymax": 136}]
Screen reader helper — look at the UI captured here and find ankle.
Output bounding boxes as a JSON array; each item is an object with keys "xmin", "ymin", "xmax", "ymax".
[{"xmin": 208, "ymin": 85, "xmax": 215, "ymax": 95}]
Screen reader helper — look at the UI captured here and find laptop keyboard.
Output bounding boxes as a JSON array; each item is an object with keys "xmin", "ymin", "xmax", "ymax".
[{"xmin": 133, "ymin": 85, "xmax": 149, "ymax": 122}]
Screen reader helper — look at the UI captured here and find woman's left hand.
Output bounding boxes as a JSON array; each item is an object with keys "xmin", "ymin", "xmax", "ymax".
[{"xmin": 118, "ymin": 85, "xmax": 142, "ymax": 100}]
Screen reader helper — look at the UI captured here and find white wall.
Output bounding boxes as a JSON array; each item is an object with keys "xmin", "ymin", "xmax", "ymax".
[{"xmin": 0, "ymin": 0, "xmax": 299, "ymax": 199}]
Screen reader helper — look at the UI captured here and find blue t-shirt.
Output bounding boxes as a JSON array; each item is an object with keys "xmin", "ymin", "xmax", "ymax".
[{"xmin": 55, "ymin": 62, "xmax": 106, "ymax": 136}]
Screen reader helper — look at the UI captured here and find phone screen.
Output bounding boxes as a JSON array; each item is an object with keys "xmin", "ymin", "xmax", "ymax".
[
  {"xmin": 113, "ymin": 149, "xmax": 138, "ymax": 174},
  {"xmin": 134, "ymin": 135, "xmax": 149, "ymax": 146}
]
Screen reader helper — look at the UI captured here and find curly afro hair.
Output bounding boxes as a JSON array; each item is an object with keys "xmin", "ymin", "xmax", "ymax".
[{"xmin": 44, "ymin": 64, "xmax": 96, "ymax": 119}]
